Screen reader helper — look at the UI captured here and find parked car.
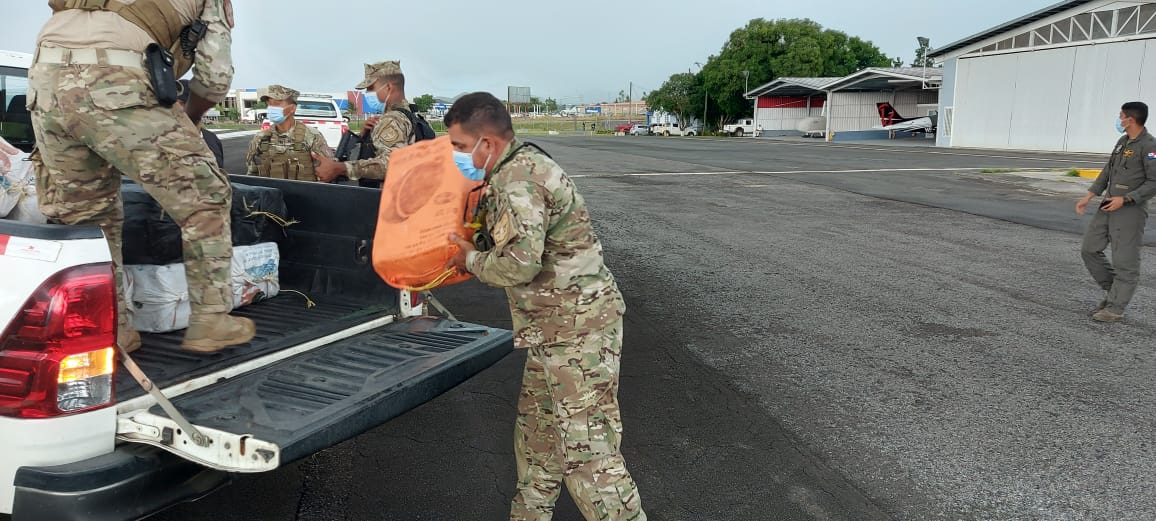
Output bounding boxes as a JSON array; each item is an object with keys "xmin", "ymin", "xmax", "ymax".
[
  {"xmin": 723, "ymin": 118, "xmax": 756, "ymax": 137},
  {"xmin": 614, "ymin": 123, "xmax": 633, "ymax": 133},
  {"xmin": 652, "ymin": 122, "xmax": 698, "ymax": 137},
  {"xmin": 261, "ymin": 96, "xmax": 348, "ymax": 149},
  {"xmin": 629, "ymin": 124, "xmax": 650, "ymax": 136}
]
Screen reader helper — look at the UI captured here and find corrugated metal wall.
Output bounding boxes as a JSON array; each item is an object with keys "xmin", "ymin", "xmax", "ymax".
[
  {"xmin": 952, "ymin": 39, "xmax": 1156, "ymax": 152},
  {"xmin": 827, "ymin": 91, "xmax": 938, "ymax": 132},
  {"xmin": 755, "ymin": 96, "xmax": 824, "ymax": 131}
]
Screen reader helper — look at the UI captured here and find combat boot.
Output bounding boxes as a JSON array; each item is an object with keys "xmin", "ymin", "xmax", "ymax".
[
  {"xmin": 118, "ymin": 327, "xmax": 141, "ymax": 353},
  {"xmin": 1090, "ymin": 300, "xmax": 1109, "ymax": 316},
  {"xmin": 182, "ymin": 313, "xmax": 256, "ymax": 353}
]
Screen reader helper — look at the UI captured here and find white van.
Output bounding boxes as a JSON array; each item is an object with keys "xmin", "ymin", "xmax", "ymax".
[{"xmin": 261, "ymin": 95, "xmax": 347, "ymax": 150}]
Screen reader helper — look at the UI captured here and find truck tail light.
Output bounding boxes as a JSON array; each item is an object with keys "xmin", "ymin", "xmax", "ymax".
[
  {"xmin": 341, "ymin": 122, "xmax": 349, "ymax": 135},
  {"xmin": 0, "ymin": 263, "xmax": 117, "ymax": 418}
]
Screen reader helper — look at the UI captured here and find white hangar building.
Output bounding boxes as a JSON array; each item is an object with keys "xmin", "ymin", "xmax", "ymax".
[{"xmin": 931, "ymin": 0, "xmax": 1156, "ymax": 153}]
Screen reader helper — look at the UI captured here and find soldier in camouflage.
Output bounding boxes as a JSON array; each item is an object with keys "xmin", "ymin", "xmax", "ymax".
[
  {"xmin": 244, "ymin": 84, "xmax": 334, "ymax": 182},
  {"xmin": 313, "ymin": 60, "xmax": 415, "ymax": 183},
  {"xmin": 28, "ymin": 0, "xmax": 255, "ymax": 353},
  {"xmin": 445, "ymin": 92, "xmax": 646, "ymax": 521}
]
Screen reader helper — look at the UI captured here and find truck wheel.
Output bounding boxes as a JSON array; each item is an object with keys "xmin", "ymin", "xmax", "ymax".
[
  {"xmin": 663, "ymin": 131, "xmax": 670, "ymax": 137},
  {"xmin": 734, "ymin": 128, "xmax": 743, "ymax": 137}
]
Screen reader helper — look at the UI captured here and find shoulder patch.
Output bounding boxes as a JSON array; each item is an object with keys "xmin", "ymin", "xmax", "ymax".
[{"xmin": 223, "ymin": 0, "xmax": 235, "ymax": 29}]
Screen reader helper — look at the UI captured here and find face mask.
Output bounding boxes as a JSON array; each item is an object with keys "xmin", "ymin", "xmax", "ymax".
[
  {"xmin": 454, "ymin": 139, "xmax": 491, "ymax": 181},
  {"xmin": 363, "ymin": 92, "xmax": 384, "ymax": 113},
  {"xmin": 1116, "ymin": 118, "xmax": 1128, "ymax": 134},
  {"xmin": 267, "ymin": 105, "xmax": 286, "ymax": 125}
]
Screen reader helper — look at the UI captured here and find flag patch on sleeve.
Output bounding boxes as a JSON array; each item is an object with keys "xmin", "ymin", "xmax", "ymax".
[{"xmin": 1149, "ymin": 152, "xmax": 1156, "ymax": 160}]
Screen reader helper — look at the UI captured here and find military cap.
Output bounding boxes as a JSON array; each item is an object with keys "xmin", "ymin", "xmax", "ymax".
[
  {"xmin": 355, "ymin": 60, "xmax": 403, "ymax": 90},
  {"xmin": 259, "ymin": 84, "xmax": 300, "ymax": 103}
]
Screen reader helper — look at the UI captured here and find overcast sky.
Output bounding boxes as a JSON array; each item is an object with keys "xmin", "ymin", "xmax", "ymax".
[{"xmin": 2, "ymin": 0, "xmax": 1058, "ymax": 102}]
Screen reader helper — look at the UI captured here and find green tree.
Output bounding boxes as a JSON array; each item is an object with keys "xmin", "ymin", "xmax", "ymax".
[
  {"xmin": 414, "ymin": 94, "xmax": 436, "ymax": 112},
  {"xmin": 698, "ymin": 18, "xmax": 893, "ymax": 121},
  {"xmin": 646, "ymin": 72, "xmax": 698, "ymax": 127},
  {"xmin": 892, "ymin": 56, "xmax": 904, "ymax": 67},
  {"xmin": 543, "ymin": 97, "xmax": 559, "ymax": 112},
  {"xmin": 913, "ymin": 39, "xmax": 935, "ymax": 67}
]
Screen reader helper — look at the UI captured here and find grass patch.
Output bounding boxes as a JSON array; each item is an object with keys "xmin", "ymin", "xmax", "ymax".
[
  {"xmin": 1065, "ymin": 168, "xmax": 1081, "ymax": 177},
  {"xmin": 979, "ymin": 168, "xmax": 1016, "ymax": 174}
]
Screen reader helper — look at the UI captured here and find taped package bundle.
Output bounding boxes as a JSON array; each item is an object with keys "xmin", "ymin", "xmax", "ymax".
[
  {"xmin": 125, "ymin": 243, "xmax": 280, "ymax": 333},
  {"xmin": 1, "ymin": 137, "xmax": 47, "ymax": 223},
  {"xmin": 232, "ymin": 242, "xmax": 280, "ymax": 308},
  {"xmin": 125, "ymin": 264, "xmax": 191, "ymax": 333}
]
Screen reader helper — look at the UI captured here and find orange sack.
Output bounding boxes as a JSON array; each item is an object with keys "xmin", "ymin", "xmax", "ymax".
[{"xmin": 372, "ymin": 136, "xmax": 483, "ymax": 291}]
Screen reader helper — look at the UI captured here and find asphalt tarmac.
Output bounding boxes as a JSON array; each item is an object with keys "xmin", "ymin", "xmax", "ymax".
[{"xmin": 153, "ymin": 134, "xmax": 1154, "ymax": 520}]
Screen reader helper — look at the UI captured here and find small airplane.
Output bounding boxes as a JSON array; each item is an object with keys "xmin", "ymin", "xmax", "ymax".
[{"xmin": 875, "ymin": 102, "xmax": 937, "ymax": 135}]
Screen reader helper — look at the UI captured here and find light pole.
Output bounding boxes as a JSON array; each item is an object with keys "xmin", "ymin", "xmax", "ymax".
[{"xmin": 695, "ymin": 62, "xmax": 707, "ymax": 132}]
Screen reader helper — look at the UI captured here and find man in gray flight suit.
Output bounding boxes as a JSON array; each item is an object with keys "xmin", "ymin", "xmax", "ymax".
[{"xmin": 1077, "ymin": 101, "xmax": 1156, "ymax": 322}]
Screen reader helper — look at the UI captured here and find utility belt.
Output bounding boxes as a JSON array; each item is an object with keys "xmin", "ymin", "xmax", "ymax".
[
  {"xmin": 35, "ymin": 46, "xmax": 144, "ymax": 68},
  {"xmin": 35, "ymin": 44, "xmax": 180, "ymax": 107}
]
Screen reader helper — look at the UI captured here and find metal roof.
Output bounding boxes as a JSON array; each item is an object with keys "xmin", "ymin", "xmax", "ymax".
[
  {"xmin": 745, "ymin": 77, "xmax": 842, "ymax": 97},
  {"xmin": 822, "ymin": 67, "xmax": 943, "ymax": 92},
  {"xmin": 929, "ymin": 0, "xmax": 1095, "ymax": 58}
]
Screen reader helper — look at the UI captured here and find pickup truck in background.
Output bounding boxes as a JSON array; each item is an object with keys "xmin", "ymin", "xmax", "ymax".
[
  {"xmin": 651, "ymin": 122, "xmax": 699, "ymax": 137},
  {"xmin": 722, "ymin": 118, "xmax": 757, "ymax": 137},
  {"xmin": 0, "ymin": 53, "xmax": 513, "ymax": 521}
]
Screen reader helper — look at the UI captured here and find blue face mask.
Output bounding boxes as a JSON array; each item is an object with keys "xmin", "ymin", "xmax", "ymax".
[
  {"xmin": 1116, "ymin": 118, "xmax": 1128, "ymax": 134},
  {"xmin": 363, "ymin": 90, "xmax": 385, "ymax": 113},
  {"xmin": 266, "ymin": 105, "xmax": 286, "ymax": 125},
  {"xmin": 454, "ymin": 139, "xmax": 490, "ymax": 181}
]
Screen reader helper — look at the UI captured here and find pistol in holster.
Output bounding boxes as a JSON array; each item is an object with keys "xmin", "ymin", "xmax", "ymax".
[{"xmin": 145, "ymin": 43, "xmax": 178, "ymax": 107}]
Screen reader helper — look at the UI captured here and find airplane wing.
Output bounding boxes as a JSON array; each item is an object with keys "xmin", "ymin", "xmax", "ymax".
[{"xmin": 878, "ymin": 117, "xmax": 934, "ymax": 132}]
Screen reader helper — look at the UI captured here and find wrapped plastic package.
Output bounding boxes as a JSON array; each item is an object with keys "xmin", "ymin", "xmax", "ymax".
[
  {"xmin": 232, "ymin": 242, "xmax": 280, "ymax": 308},
  {"xmin": 125, "ymin": 264, "xmax": 191, "ymax": 333}
]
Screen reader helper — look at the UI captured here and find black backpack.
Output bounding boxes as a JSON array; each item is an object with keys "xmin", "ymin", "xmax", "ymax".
[{"xmin": 396, "ymin": 104, "xmax": 437, "ymax": 142}]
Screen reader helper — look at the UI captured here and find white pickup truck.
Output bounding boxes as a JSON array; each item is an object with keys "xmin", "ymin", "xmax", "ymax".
[
  {"xmin": 0, "ymin": 53, "xmax": 512, "ymax": 521},
  {"xmin": 722, "ymin": 118, "xmax": 757, "ymax": 137},
  {"xmin": 651, "ymin": 122, "xmax": 698, "ymax": 137}
]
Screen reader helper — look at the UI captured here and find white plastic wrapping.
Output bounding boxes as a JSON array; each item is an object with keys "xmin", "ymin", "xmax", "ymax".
[
  {"xmin": 232, "ymin": 242, "xmax": 280, "ymax": 308},
  {"xmin": 124, "ymin": 243, "xmax": 281, "ymax": 333},
  {"xmin": 0, "ymin": 136, "xmax": 32, "ymax": 219},
  {"xmin": 125, "ymin": 264, "xmax": 191, "ymax": 333}
]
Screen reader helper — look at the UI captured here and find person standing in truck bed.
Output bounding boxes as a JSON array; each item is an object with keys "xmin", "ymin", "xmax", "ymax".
[{"xmin": 27, "ymin": 0, "xmax": 255, "ymax": 353}]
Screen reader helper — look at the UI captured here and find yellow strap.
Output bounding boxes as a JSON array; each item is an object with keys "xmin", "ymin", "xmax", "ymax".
[
  {"xmin": 243, "ymin": 199, "xmax": 300, "ymax": 229},
  {"xmin": 280, "ymin": 289, "xmax": 316, "ymax": 308},
  {"xmin": 403, "ymin": 269, "xmax": 458, "ymax": 292}
]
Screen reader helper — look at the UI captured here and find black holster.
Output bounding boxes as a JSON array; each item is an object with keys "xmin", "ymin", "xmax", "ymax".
[{"xmin": 145, "ymin": 43, "xmax": 178, "ymax": 107}]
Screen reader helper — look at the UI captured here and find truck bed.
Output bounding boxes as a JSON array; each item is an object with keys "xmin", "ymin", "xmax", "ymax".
[{"xmin": 116, "ymin": 293, "xmax": 393, "ymax": 401}]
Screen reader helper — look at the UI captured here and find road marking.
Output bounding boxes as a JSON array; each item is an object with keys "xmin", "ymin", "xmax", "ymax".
[
  {"xmin": 619, "ymin": 167, "xmax": 984, "ymax": 177},
  {"xmin": 760, "ymin": 140, "xmax": 1105, "ymax": 164}
]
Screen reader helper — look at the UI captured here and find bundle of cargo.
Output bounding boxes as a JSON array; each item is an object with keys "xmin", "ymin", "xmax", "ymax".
[
  {"xmin": 0, "ymin": 137, "xmax": 47, "ymax": 224},
  {"xmin": 121, "ymin": 181, "xmax": 291, "ymax": 265},
  {"xmin": 126, "ymin": 243, "xmax": 282, "ymax": 333}
]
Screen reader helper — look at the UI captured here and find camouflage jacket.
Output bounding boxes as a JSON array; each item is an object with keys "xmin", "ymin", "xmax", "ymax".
[
  {"xmin": 466, "ymin": 140, "xmax": 624, "ymax": 348},
  {"xmin": 345, "ymin": 100, "xmax": 414, "ymax": 181}
]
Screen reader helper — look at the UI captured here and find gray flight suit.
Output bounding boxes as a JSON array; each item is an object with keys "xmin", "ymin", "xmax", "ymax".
[{"xmin": 1081, "ymin": 130, "xmax": 1156, "ymax": 313}]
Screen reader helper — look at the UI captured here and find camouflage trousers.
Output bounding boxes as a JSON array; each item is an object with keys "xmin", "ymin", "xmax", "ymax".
[
  {"xmin": 28, "ymin": 61, "xmax": 234, "ymax": 335},
  {"xmin": 511, "ymin": 316, "xmax": 646, "ymax": 521}
]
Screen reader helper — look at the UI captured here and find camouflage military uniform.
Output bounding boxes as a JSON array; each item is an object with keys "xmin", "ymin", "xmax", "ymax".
[
  {"xmin": 465, "ymin": 140, "xmax": 645, "ymax": 521},
  {"xmin": 28, "ymin": 0, "xmax": 236, "ymax": 341},
  {"xmin": 345, "ymin": 60, "xmax": 414, "ymax": 181},
  {"xmin": 244, "ymin": 84, "xmax": 333, "ymax": 181}
]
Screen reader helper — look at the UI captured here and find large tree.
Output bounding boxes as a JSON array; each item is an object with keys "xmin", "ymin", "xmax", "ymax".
[
  {"xmin": 645, "ymin": 72, "xmax": 699, "ymax": 127},
  {"xmin": 413, "ymin": 94, "xmax": 436, "ymax": 112},
  {"xmin": 699, "ymin": 18, "xmax": 893, "ymax": 121}
]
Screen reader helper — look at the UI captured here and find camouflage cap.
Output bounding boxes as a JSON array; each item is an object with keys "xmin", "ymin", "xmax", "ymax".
[
  {"xmin": 259, "ymin": 84, "xmax": 300, "ymax": 103},
  {"xmin": 355, "ymin": 60, "xmax": 403, "ymax": 90}
]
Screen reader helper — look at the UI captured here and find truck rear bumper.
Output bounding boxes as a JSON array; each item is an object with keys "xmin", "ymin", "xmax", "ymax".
[{"xmin": 12, "ymin": 444, "xmax": 228, "ymax": 521}]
